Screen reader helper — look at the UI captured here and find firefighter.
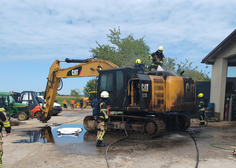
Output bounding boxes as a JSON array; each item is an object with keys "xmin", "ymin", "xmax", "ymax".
[
  {"xmin": 197, "ymin": 93, "xmax": 206, "ymax": 125},
  {"xmin": 149, "ymin": 46, "xmax": 165, "ymax": 71},
  {"xmin": 96, "ymin": 91, "xmax": 109, "ymax": 147},
  {"xmin": 134, "ymin": 59, "xmax": 148, "ymax": 73},
  {"xmin": 0, "ymin": 101, "xmax": 11, "ymax": 168}
]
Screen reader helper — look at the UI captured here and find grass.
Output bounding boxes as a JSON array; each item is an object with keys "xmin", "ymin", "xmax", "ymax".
[{"xmin": 55, "ymin": 96, "xmax": 86, "ymax": 106}]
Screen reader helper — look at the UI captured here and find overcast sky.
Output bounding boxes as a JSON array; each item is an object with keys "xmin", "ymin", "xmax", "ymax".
[{"xmin": 0, "ymin": 0, "xmax": 236, "ymax": 95}]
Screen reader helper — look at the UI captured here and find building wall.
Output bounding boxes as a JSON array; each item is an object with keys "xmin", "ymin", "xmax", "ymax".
[{"xmin": 210, "ymin": 58, "xmax": 228, "ymax": 120}]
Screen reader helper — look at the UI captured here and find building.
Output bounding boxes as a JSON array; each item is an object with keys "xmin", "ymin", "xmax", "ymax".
[{"xmin": 202, "ymin": 29, "xmax": 236, "ymax": 121}]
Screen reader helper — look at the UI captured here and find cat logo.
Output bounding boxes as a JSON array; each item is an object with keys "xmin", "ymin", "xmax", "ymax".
[
  {"xmin": 72, "ymin": 69, "xmax": 78, "ymax": 76},
  {"xmin": 141, "ymin": 84, "xmax": 149, "ymax": 92},
  {"xmin": 67, "ymin": 67, "xmax": 82, "ymax": 76}
]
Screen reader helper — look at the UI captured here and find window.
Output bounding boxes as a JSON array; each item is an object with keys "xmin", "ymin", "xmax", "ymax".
[
  {"xmin": 8, "ymin": 96, "xmax": 15, "ymax": 104},
  {"xmin": 116, "ymin": 71, "xmax": 124, "ymax": 95},
  {"xmin": 100, "ymin": 73, "xmax": 113, "ymax": 92},
  {"xmin": 227, "ymin": 67, "xmax": 236, "ymax": 77},
  {"xmin": 37, "ymin": 97, "xmax": 44, "ymax": 103},
  {"xmin": 0, "ymin": 96, "xmax": 7, "ymax": 106},
  {"xmin": 99, "ymin": 72, "xmax": 114, "ymax": 103}
]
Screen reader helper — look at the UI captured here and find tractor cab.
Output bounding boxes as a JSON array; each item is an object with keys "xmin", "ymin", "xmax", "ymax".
[{"xmin": 0, "ymin": 92, "xmax": 30, "ymax": 121}]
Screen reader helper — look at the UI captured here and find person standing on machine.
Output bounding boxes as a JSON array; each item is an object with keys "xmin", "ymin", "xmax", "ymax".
[
  {"xmin": 134, "ymin": 59, "xmax": 148, "ymax": 73},
  {"xmin": 149, "ymin": 46, "xmax": 165, "ymax": 71}
]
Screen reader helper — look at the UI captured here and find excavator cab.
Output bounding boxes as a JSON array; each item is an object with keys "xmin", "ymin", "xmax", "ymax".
[{"xmin": 97, "ymin": 68, "xmax": 138, "ymax": 109}]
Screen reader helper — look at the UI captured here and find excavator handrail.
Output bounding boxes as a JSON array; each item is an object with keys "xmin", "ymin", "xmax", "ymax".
[{"xmin": 40, "ymin": 57, "xmax": 119, "ymax": 122}]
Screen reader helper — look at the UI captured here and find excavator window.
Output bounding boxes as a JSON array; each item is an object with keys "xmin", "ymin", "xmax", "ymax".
[
  {"xmin": 99, "ymin": 72, "xmax": 114, "ymax": 104},
  {"xmin": 116, "ymin": 71, "xmax": 124, "ymax": 95}
]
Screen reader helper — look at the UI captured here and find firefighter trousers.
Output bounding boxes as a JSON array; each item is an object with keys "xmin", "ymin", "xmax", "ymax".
[
  {"xmin": 97, "ymin": 121, "xmax": 105, "ymax": 141},
  {"xmin": 0, "ymin": 133, "xmax": 3, "ymax": 167}
]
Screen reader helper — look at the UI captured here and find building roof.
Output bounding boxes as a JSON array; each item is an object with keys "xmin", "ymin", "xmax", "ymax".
[{"xmin": 201, "ymin": 29, "xmax": 236, "ymax": 64}]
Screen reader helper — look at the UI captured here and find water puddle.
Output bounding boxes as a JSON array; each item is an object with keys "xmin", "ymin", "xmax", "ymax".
[
  {"xmin": 14, "ymin": 124, "xmax": 120, "ymax": 155},
  {"xmin": 14, "ymin": 124, "xmax": 85, "ymax": 144},
  {"xmin": 14, "ymin": 124, "xmax": 193, "ymax": 155}
]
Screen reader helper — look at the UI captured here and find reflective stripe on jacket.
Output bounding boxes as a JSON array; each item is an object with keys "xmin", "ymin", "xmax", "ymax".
[
  {"xmin": 197, "ymin": 98, "xmax": 205, "ymax": 112},
  {"xmin": 0, "ymin": 111, "xmax": 11, "ymax": 133},
  {"xmin": 98, "ymin": 102, "xmax": 109, "ymax": 121}
]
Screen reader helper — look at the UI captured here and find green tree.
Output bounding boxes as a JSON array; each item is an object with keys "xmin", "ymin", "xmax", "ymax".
[
  {"xmin": 70, "ymin": 89, "xmax": 81, "ymax": 98},
  {"xmin": 90, "ymin": 27, "xmax": 210, "ymax": 81},
  {"xmin": 162, "ymin": 57, "xmax": 210, "ymax": 81},
  {"xmin": 163, "ymin": 57, "xmax": 177, "ymax": 74},
  {"xmin": 90, "ymin": 27, "xmax": 150, "ymax": 68},
  {"xmin": 83, "ymin": 79, "xmax": 97, "ymax": 97}
]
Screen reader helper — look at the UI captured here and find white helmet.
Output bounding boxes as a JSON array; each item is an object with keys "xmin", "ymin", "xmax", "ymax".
[
  {"xmin": 158, "ymin": 46, "xmax": 163, "ymax": 52},
  {"xmin": 100, "ymin": 91, "xmax": 109, "ymax": 98}
]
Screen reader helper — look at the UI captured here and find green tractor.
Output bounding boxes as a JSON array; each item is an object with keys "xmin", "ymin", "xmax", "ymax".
[{"xmin": 0, "ymin": 92, "xmax": 30, "ymax": 121}]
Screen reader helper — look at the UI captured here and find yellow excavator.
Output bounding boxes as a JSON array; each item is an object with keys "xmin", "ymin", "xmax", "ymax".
[
  {"xmin": 40, "ymin": 57, "xmax": 118, "ymax": 122},
  {"xmin": 75, "ymin": 91, "xmax": 97, "ymax": 108},
  {"xmin": 40, "ymin": 57, "xmax": 196, "ymax": 137}
]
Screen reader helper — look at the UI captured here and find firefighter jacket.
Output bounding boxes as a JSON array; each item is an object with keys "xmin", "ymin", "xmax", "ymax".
[
  {"xmin": 197, "ymin": 97, "xmax": 205, "ymax": 112},
  {"xmin": 0, "ymin": 102, "xmax": 11, "ymax": 134},
  {"xmin": 134, "ymin": 63, "xmax": 147, "ymax": 73},
  {"xmin": 149, "ymin": 51, "xmax": 165, "ymax": 66},
  {"xmin": 97, "ymin": 100, "xmax": 109, "ymax": 122}
]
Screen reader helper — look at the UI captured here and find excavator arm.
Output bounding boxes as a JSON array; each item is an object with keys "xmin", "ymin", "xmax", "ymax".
[{"xmin": 40, "ymin": 57, "xmax": 119, "ymax": 122}]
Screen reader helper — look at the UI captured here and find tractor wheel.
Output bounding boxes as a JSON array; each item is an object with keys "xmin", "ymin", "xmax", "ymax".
[
  {"xmin": 34, "ymin": 112, "xmax": 41, "ymax": 119},
  {"xmin": 18, "ymin": 112, "xmax": 27, "ymax": 121}
]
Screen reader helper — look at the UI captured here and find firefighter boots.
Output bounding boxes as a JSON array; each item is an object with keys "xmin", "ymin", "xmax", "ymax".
[{"xmin": 96, "ymin": 140, "xmax": 105, "ymax": 147}]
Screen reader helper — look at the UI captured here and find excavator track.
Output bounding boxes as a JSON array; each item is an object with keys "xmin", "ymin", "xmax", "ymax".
[{"xmin": 83, "ymin": 115, "xmax": 166, "ymax": 138}]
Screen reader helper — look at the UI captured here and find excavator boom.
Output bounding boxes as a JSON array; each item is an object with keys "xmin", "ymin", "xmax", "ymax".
[{"xmin": 40, "ymin": 57, "xmax": 119, "ymax": 122}]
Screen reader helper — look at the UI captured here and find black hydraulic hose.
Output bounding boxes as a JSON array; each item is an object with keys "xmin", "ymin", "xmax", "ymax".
[
  {"xmin": 65, "ymin": 58, "xmax": 86, "ymax": 63},
  {"xmin": 186, "ymin": 130, "xmax": 199, "ymax": 168},
  {"xmin": 105, "ymin": 78, "xmax": 132, "ymax": 168},
  {"xmin": 58, "ymin": 79, "xmax": 63, "ymax": 91}
]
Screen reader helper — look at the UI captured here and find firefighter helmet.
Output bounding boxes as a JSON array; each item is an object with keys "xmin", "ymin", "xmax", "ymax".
[
  {"xmin": 101, "ymin": 91, "xmax": 109, "ymax": 98},
  {"xmin": 136, "ymin": 59, "xmax": 141, "ymax": 64},
  {"xmin": 158, "ymin": 46, "xmax": 164, "ymax": 52},
  {"xmin": 198, "ymin": 93, "xmax": 204, "ymax": 98}
]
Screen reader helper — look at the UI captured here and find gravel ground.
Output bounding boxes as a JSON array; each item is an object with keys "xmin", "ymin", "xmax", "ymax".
[{"xmin": 2, "ymin": 107, "xmax": 236, "ymax": 168}]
